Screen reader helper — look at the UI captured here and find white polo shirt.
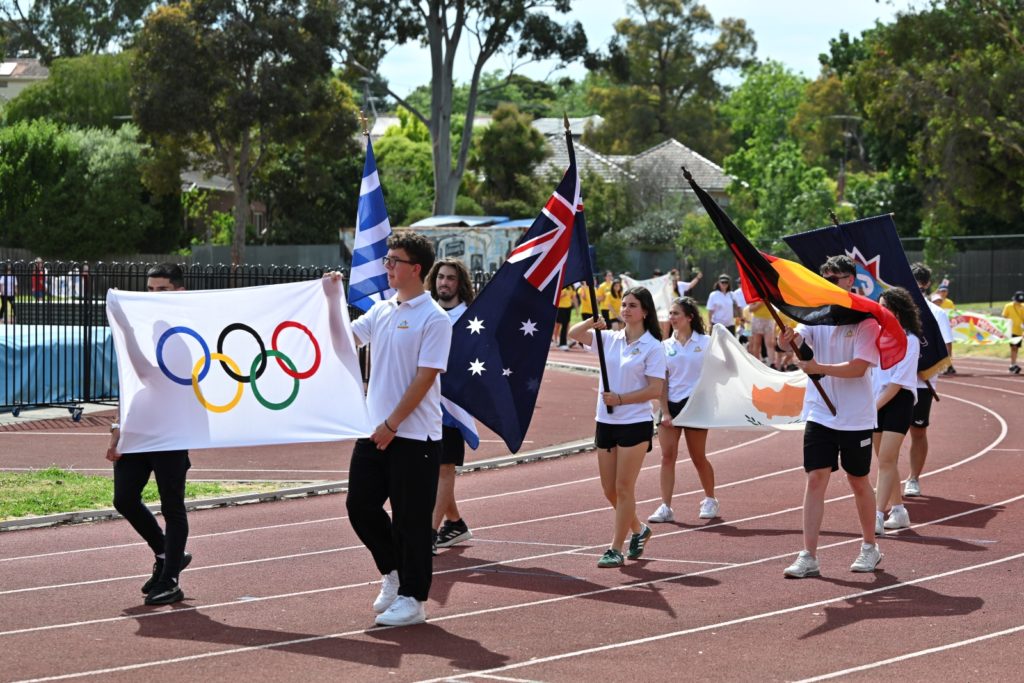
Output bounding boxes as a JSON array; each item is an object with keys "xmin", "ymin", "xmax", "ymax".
[
  {"xmin": 796, "ymin": 319, "xmax": 880, "ymax": 430},
  {"xmin": 664, "ymin": 332, "xmax": 710, "ymax": 401},
  {"xmin": 588, "ymin": 329, "xmax": 666, "ymax": 425},
  {"xmin": 351, "ymin": 292, "xmax": 452, "ymax": 441},
  {"xmin": 918, "ymin": 300, "xmax": 953, "ymax": 388},
  {"xmin": 442, "ymin": 301, "xmax": 467, "ymax": 325},
  {"xmin": 677, "ymin": 281, "xmax": 692, "ymax": 297},
  {"xmin": 873, "ymin": 332, "xmax": 920, "ymax": 401},
  {"xmin": 707, "ymin": 290, "xmax": 734, "ymax": 327}
]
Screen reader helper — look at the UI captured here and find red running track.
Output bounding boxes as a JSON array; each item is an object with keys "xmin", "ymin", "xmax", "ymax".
[{"xmin": 0, "ymin": 356, "xmax": 1021, "ymax": 681}]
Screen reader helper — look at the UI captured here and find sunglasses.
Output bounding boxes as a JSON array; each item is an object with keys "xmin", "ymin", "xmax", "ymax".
[{"xmin": 824, "ymin": 273, "xmax": 852, "ymax": 285}]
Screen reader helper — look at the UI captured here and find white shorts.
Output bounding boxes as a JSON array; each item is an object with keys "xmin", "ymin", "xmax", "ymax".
[{"xmin": 751, "ymin": 317, "xmax": 775, "ymax": 336}]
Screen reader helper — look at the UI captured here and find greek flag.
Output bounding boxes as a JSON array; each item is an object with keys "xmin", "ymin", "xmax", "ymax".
[{"xmin": 348, "ymin": 139, "xmax": 394, "ymax": 311}]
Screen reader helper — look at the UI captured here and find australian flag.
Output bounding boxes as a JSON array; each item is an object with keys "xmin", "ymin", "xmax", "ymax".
[
  {"xmin": 783, "ymin": 215, "xmax": 950, "ymax": 378},
  {"xmin": 441, "ymin": 145, "xmax": 593, "ymax": 453}
]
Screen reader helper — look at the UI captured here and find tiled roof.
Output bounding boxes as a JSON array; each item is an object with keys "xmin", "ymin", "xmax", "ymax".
[
  {"xmin": 534, "ymin": 135, "xmax": 633, "ymax": 182},
  {"xmin": 627, "ymin": 139, "xmax": 732, "ymax": 193},
  {"xmin": 0, "ymin": 58, "xmax": 48, "ymax": 80}
]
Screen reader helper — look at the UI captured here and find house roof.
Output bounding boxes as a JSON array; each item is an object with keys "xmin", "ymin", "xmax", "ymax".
[
  {"xmin": 410, "ymin": 215, "xmax": 509, "ymax": 228},
  {"xmin": 628, "ymin": 138, "xmax": 732, "ymax": 193},
  {"xmin": 181, "ymin": 170, "xmax": 233, "ymax": 193},
  {"xmin": 0, "ymin": 58, "xmax": 48, "ymax": 80},
  {"xmin": 534, "ymin": 135, "xmax": 633, "ymax": 183}
]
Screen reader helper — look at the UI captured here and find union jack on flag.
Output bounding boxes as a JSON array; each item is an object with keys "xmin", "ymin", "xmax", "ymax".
[{"xmin": 441, "ymin": 142, "xmax": 593, "ymax": 453}]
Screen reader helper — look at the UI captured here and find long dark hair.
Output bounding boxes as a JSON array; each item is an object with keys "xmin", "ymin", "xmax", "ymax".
[
  {"xmin": 672, "ymin": 296, "xmax": 706, "ymax": 336},
  {"xmin": 610, "ymin": 278, "xmax": 623, "ymax": 298},
  {"xmin": 622, "ymin": 286, "xmax": 663, "ymax": 340},
  {"xmin": 880, "ymin": 286, "xmax": 923, "ymax": 338},
  {"xmin": 426, "ymin": 257, "xmax": 474, "ymax": 305}
]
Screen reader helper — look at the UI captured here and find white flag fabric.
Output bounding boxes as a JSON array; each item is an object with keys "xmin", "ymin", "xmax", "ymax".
[
  {"xmin": 621, "ymin": 273, "xmax": 676, "ymax": 320},
  {"xmin": 107, "ymin": 279, "xmax": 371, "ymax": 453},
  {"xmin": 675, "ymin": 324, "xmax": 807, "ymax": 431}
]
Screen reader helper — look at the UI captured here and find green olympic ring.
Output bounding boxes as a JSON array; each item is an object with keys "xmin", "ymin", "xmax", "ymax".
[{"xmin": 249, "ymin": 350, "xmax": 300, "ymax": 411}]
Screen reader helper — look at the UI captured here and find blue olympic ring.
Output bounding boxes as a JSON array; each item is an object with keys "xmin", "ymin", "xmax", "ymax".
[{"xmin": 157, "ymin": 326, "xmax": 211, "ymax": 386}]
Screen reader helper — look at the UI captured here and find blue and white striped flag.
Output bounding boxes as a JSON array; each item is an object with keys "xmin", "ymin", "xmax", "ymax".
[{"xmin": 348, "ymin": 139, "xmax": 395, "ymax": 311}]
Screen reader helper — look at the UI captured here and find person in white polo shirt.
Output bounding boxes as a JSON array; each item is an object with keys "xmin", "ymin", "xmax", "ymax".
[
  {"xmin": 779, "ymin": 255, "xmax": 883, "ymax": 579},
  {"xmin": 648, "ymin": 296, "xmax": 719, "ymax": 525},
  {"xmin": 343, "ymin": 232, "xmax": 453, "ymax": 627},
  {"xmin": 568, "ymin": 286, "xmax": 665, "ymax": 568},
  {"xmin": 707, "ymin": 274, "xmax": 737, "ymax": 335}
]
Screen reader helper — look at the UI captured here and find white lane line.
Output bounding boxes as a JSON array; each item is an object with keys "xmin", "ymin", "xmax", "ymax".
[
  {"xmin": 0, "ymin": 467, "xmax": 346, "ymax": 474},
  {"xmin": 13, "ymin": 545, "xmax": 1024, "ymax": 682},
  {"xmin": 4, "ymin": 488, "xmax": 1020, "ymax": 640},
  {"xmin": 791, "ymin": 624, "xmax": 1024, "ymax": 682},
  {"xmin": 0, "ymin": 433, "xmax": 780, "ymax": 563},
  {"xmin": 416, "ymin": 553, "xmax": 1024, "ymax": 683},
  {"xmin": 470, "ymin": 539, "xmax": 588, "ymax": 549},
  {"xmin": 945, "ymin": 380, "xmax": 1024, "ymax": 397},
  {"xmin": 472, "ymin": 675, "xmax": 548, "ymax": 683},
  {"xmin": 0, "ymin": 393, "xmax": 1004, "ymax": 599}
]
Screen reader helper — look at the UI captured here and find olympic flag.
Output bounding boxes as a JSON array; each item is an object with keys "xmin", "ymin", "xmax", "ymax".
[{"xmin": 107, "ymin": 279, "xmax": 372, "ymax": 453}]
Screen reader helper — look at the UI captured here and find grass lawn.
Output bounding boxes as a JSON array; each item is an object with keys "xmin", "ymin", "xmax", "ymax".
[{"xmin": 0, "ymin": 468, "xmax": 289, "ymax": 521}]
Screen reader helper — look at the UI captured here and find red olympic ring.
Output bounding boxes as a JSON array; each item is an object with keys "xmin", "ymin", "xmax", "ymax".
[{"xmin": 271, "ymin": 321, "xmax": 321, "ymax": 379}]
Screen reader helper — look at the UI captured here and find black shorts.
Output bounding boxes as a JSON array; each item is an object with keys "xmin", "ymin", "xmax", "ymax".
[
  {"xmin": 668, "ymin": 398, "xmax": 688, "ymax": 419},
  {"xmin": 874, "ymin": 388, "xmax": 915, "ymax": 435},
  {"xmin": 595, "ymin": 420, "xmax": 653, "ymax": 452},
  {"xmin": 803, "ymin": 421, "xmax": 873, "ymax": 477},
  {"xmin": 440, "ymin": 425, "xmax": 466, "ymax": 466},
  {"xmin": 556, "ymin": 307, "xmax": 572, "ymax": 325},
  {"xmin": 911, "ymin": 387, "xmax": 933, "ymax": 428}
]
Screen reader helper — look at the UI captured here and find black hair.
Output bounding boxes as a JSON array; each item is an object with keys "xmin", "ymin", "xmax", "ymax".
[
  {"xmin": 820, "ymin": 255, "xmax": 856, "ymax": 277},
  {"xmin": 910, "ymin": 261, "xmax": 932, "ymax": 288},
  {"xmin": 426, "ymin": 257, "xmax": 474, "ymax": 305},
  {"xmin": 610, "ymin": 278, "xmax": 623, "ymax": 297},
  {"xmin": 622, "ymin": 286, "xmax": 663, "ymax": 340},
  {"xmin": 672, "ymin": 296, "xmax": 706, "ymax": 336},
  {"xmin": 387, "ymin": 232, "xmax": 435, "ymax": 282},
  {"xmin": 146, "ymin": 262, "xmax": 185, "ymax": 288},
  {"xmin": 879, "ymin": 287, "xmax": 923, "ymax": 338}
]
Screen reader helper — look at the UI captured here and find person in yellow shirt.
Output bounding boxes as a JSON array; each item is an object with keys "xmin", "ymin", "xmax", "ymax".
[
  {"xmin": 596, "ymin": 271, "xmax": 614, "ymax": 324},
  {"xmin": 554, "ymin": 285, "xmax": 577, "ymax": 350},
  {"xmin": 931, "ymin": 281, "xmax": 955, "ymax": 310},
  {"xmin": 606, "ymin": 279, "xmax": 624, "ymax": 330},
  {"xmin": 1002, "ymin": 290, "xmax": 1024, "ymax": 374}
]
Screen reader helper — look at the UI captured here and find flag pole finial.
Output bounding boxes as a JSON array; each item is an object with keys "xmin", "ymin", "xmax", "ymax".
[
  {"xmin": 680, "ymin": 165, "xmax": 693, "ymax": 181},
  {"xmin": 359, "ymin": 110, "xmax": 369, "ymax": 136},
  {"xmin": 828, "ymin": 209, "xmax": 840, "ymax": 227},
  {"xmin": 563, "ymin": 113, "xmax": 570, "ymax": 132}
]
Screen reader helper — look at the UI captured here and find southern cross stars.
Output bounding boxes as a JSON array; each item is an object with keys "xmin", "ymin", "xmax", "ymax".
[
  {"xmin": 502, "ymin": 368, "xmax": 513, "ymax": 377},
  {"xmin": 468, "ymin": 359, "xmax": 485, "ymax": 376},
  {"xmin": 466, "ymin": 317, "xmax": 485, "ymax": 334},
  {"xmin": 519, "ymin": 319, "xmax": 538, "ymax": 336}
]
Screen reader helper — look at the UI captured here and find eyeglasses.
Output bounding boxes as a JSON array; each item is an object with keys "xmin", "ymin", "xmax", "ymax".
[
  {"xmin": 824, "ymin": 273, "xmax": 852, "ymax": 285},
  {"xmin": 382, "ymin": 255, "xmax": 415, "ymax": 268}
]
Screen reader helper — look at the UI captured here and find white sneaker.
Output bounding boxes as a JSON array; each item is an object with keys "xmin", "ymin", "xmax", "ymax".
[
  {"xmin": 884, "ymin": 506, "xmax": 911, "ymax": 530},
  {"xmin": 647, "ymin": 503, "xmax": 674, "ymax": 523},
  {"xmin": 374, "ymin": 595, "xmax": 426, "ymax": 627},
  {"xmin": 850, "ymin": 543, "xmax": 883, "ymax": 572},
  {"xmin": 558, "ymin": 345, "xmax": 569, "ymax": 351},
  {"xmin": 372, "ymin": 570, "xmax": 400, "ymax": 614},
  {"xmin": 904, "ymin": 478, "xmax": 921, "ymax": 497},
  {"xmin": 783, "ymin": 550, "xmax": 820, "ymax": 578},
  {"xmin": 875, "ymin": 511, "xmax": 885, "ymax": 536},
  {"xmin": 698, "ymin": 497, "xmax": 719, "ymax": 519}
]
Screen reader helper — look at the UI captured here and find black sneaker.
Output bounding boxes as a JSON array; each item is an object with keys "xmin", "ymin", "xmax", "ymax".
[
  {"xmin": 435, "ymin": 519, "xmax": 472, "ymax": 548},
  {"xmin": 144, "ymin": 578, "xmax": 183, "ymax": 605},
  {"xmin": 1010, "ymin": 365, "xmax": 1021, "ymax": 375},
  {"xmin": 141, "ymin": 552, "xmax": 192, "ymax": 594}
]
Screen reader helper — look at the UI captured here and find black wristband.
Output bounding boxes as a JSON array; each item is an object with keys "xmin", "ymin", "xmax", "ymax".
[{"xmin": 383, "ymin": 419, "xmax": 397, "ymax": 433}]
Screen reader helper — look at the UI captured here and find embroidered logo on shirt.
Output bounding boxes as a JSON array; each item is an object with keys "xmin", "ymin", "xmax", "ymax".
[
  {"xmin": 667, "ymin": 346, "xmax": 677, "ymax": 357},
  {"xmin": 397, "ymin": 320, "xmax": 410, "ymax": 330},
  {"xmin": 629, "ymin": 346, "xmax": 642, "ymax": 357},
  {"xmin": 845, "ymin": 329, "xmax": 854, "ymax": 337},
  {"xmin": 694, "ymin": 346, "xmax": 701, "ymax": 352}
]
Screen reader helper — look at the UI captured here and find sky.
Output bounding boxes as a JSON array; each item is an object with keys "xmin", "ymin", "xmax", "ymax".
[{"xmin": 375, "ymin": 0, "xmax": 921, "ymax": 99}]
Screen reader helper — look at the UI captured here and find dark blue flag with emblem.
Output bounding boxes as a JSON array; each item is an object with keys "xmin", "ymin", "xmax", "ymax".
[
  {"xmin": 783, "ymin": 215, "xmax": 950, "ymax": 378},
  {"xmin": 441, "ymin": 137, "xmax": 593, "ymax": 453}
]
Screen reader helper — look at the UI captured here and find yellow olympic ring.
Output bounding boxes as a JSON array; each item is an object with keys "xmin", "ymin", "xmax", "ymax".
[{"xmin": 191, "ymin": 352, "xmax": 244, "ymax": 413}]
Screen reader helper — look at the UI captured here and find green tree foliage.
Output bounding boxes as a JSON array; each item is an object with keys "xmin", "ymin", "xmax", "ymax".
[
  {"xmin": 3, "ymin": 52, "xmax": 132, "ymax": 130},
  {"xmin": 469, "ymin": 103, "xmax": 546, "ymax": 215},
  {"xmin": 583, "ymin": 0, "xmax": 755, "ymax": 158},
  {"xmin": 0, "ymin": 0, "xmax": 150, "ymax": 64},
  {"xmin": 841, "ymin": 0, "xmax": 1024, "ymax": 235},
  {"xmin": 339, "ymin": 0, "xmax": 587, "ymax": 215},
  {"xmin": 252, "ymin": 79, "xmax": 363, "ymax": 245},
  {"xmin": 722, "ymin": 61, "xmax": 836, "ymax": 244},
  {"xmin": 132, "ymin": 0, "xmax": 342, "ymax": 265},
  {"xmin": 0, "ymin": 120, "xmax": 160, "ymax": 259},
  {"xmin": 374, "ymin": 116, "xmax": 435, "ymax": 226}
]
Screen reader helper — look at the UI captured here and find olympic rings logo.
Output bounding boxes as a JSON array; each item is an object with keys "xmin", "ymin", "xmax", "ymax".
[{"xmin": 156, "ymin": 321, "xmax": 321, "ymax": 413}]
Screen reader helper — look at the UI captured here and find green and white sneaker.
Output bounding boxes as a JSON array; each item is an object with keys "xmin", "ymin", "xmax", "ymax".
[
  {"xmin": 627, "ymin": 525, "xmax": 653, "ymax": 560},
  {"xmin": 597, "ymin": 548, "xmax": 625, "ymax": 568}
]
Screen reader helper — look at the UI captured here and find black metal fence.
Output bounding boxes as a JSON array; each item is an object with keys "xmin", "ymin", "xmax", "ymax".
[{"xmin": 0, "ymin": 259, "xmax": 498, "ymax": 417}]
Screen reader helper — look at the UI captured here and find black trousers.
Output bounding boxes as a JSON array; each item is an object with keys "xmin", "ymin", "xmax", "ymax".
[
  {"xmin": 346, "ymin": 436, "xmax": 440, "ymax": 602},
  {"xmin": 113, "ymin": 450, "xmax": 191, "ymax": 580}
]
